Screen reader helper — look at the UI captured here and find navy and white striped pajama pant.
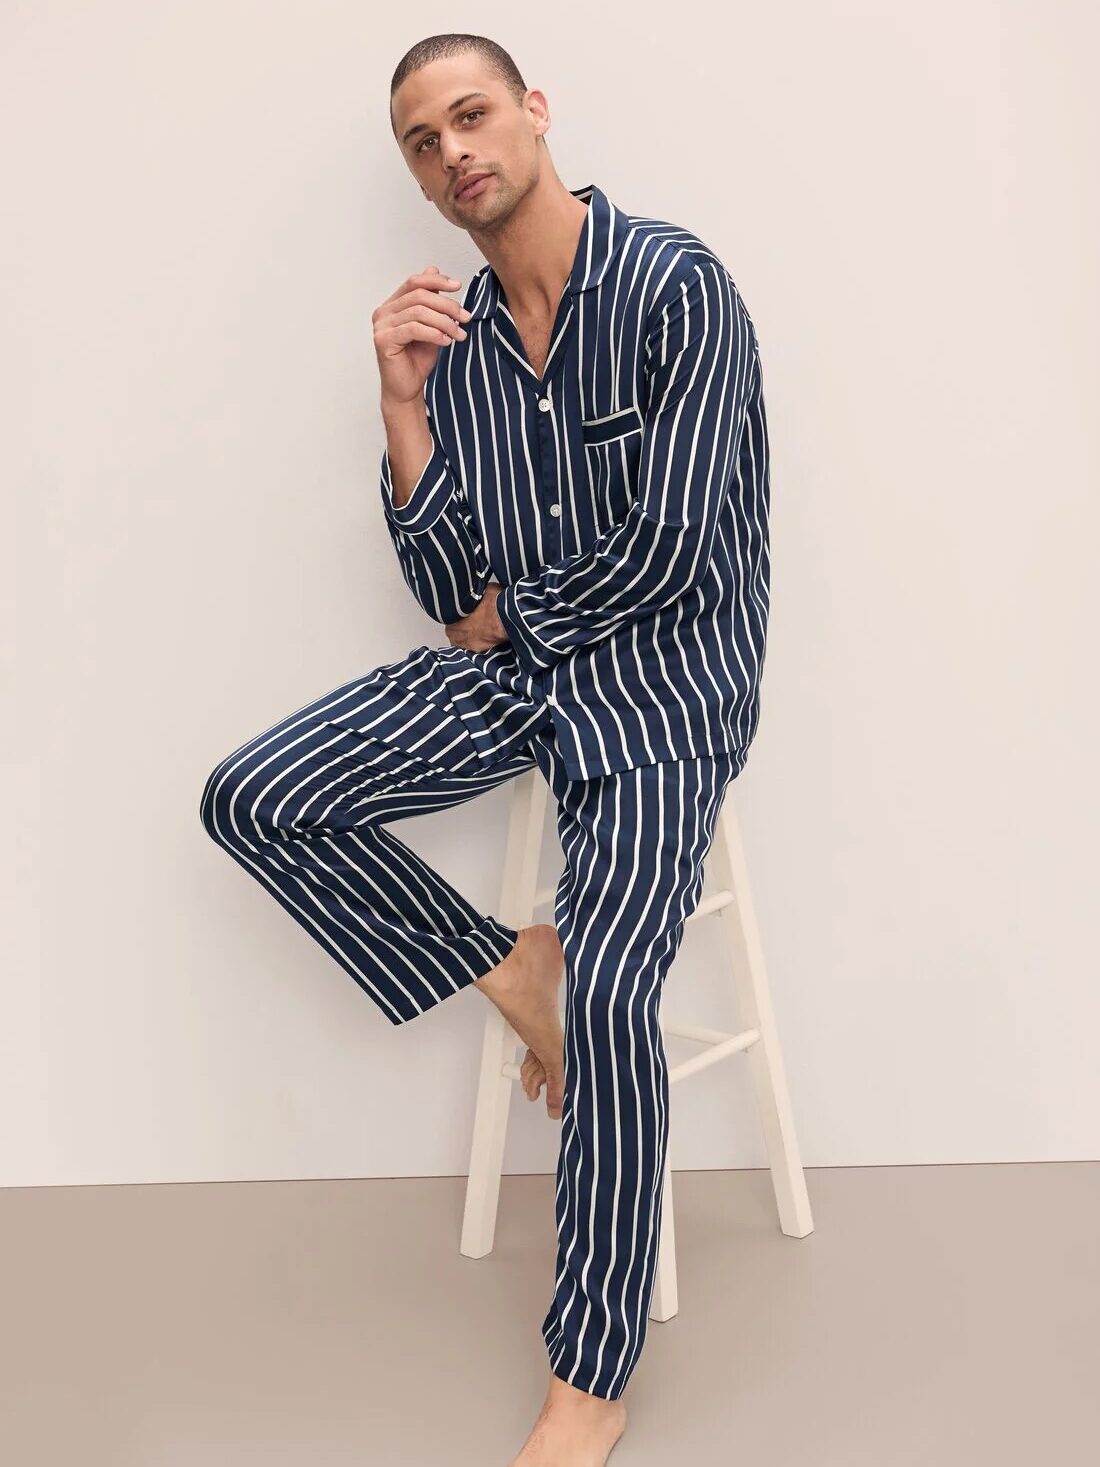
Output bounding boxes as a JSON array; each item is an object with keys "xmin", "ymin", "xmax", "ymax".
[{"xmin": 199, "ymin": 640, "xmax": 739, "ymax": 1400}]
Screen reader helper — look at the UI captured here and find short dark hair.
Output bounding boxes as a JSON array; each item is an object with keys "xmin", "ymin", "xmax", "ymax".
[{"xmin": 389, "ymin": 34, "xmax": 528, "ymax": 111}]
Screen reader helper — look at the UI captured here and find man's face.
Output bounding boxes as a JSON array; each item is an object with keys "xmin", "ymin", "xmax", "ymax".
[{"xmin": 391, "ymin": 57, "xmax": 546, "ymax": 228}]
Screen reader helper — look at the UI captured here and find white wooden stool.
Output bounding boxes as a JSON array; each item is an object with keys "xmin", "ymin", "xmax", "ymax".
[{"xmin": 460, "ymin": 765, "xmax": 813, "ymax": 1321}]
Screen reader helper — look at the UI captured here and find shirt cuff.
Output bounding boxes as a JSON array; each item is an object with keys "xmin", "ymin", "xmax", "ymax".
[
  {"xmin": 496, "ymin": 582, "xmax": 560, "ymax": 674},
  {"xmin": 380, "ymin": 440, "xmax": 458, "ymax": 535}
]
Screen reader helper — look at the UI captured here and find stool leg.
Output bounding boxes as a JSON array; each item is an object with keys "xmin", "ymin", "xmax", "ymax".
[
  {"xmin": 461, "ymin": 1005, "xmax": 522, "ymax": 1258},
  {"xmin": 461, "ymin": 768, "xmax": 549, "ymax": 1258},
  {"xmin": 649, "ymin": 1153, "xmax": 679, "ymax": 1322},
  {"xmin": 712, "ymin": 795, "xmax": 814, "ymax": 1239}
]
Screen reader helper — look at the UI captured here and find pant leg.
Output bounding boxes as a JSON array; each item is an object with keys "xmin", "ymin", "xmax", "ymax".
[
  {"xmin": 199, "ymin": 646, "xmax": 549, "ymax": 1025},
  {"xmin": 529, "ymin": 739, "xmax": 742, "ymax": 1399}
]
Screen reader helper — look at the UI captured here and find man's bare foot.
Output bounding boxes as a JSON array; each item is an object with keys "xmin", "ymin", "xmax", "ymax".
[
  {"xmin": 474, "ymin": 924, "xmax": 565, "ymax": 1119},
  {"xmin": 506, "ymin": 1369, "xmax": 626, "ymax": 1465}
]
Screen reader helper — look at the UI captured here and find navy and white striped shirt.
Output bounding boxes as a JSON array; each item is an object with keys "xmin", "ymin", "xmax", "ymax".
[{"xmin": 379, "ymin": 182, "xmax": 771, "ymax": 781}]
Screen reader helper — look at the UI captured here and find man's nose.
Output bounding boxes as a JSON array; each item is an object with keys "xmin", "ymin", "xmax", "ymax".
[{"xmin": 443, "ymin": 147, "xmax": 475, "ymax": 177}]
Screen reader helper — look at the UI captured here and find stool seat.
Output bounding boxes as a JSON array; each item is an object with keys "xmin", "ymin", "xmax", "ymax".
[{"xmin": 460, "ymin": 765, "xmax": 813, "ymax": 1322}]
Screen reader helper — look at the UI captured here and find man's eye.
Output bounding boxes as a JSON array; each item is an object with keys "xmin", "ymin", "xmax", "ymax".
[{"xmin": 417, "ymin": 110, "xmax": 483, "ymax": 153}]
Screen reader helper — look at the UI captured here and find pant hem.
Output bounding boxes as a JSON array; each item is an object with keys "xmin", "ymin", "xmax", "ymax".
[
  {"xmin": 547, "ymin": 1352, "xmax": 624, "ymax": 1402},
  {"xmin": 385, "ymin": 915, "xmax": 520, "ymax": 1025}
]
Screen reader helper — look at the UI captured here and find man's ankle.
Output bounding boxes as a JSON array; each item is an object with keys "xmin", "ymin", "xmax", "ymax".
[{"xmin": 474, "ymin": 932, "xmax": 524, "ymax": 992}]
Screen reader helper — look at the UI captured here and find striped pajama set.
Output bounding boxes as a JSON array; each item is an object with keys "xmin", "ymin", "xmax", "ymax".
[{"xmin": 200, "ymin": 183, "xmax": 771, "ymax": 1400}]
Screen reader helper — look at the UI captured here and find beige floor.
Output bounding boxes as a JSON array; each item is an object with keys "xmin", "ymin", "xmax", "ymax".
[{"xmin": 2, "ymin": 1162, "xmax": 1096, "ymax": 1465}]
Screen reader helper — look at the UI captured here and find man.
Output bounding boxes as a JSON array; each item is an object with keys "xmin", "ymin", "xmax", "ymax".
[{"xmin": 201, "ymin": 30, "xmax": 770, "ymax": 1467}]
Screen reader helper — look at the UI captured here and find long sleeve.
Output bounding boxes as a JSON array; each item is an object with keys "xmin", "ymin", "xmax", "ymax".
[
  {"xmin": 379, "ymin": 403, "xmax": 493, "ymax": 624},
  {"xmin": 495, "ymin": 258, "xmax": 758, "ymax": 674}
]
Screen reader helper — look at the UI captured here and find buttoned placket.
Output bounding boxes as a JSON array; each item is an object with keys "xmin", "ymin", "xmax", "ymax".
[
  {"xmin": 533, "ymin": 386, "xmax": 562, "ymax": 717},
  {"xmin": 489, "ymin": 288, "xmax": 578, "ymax": 725},
  {"xmin": 535, "ymin": 387, "xmax": 563, "ymax": 542}
]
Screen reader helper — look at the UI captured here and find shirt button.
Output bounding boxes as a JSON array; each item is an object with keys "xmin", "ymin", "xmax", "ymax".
[
  {"xmin": 549, "ymin": 503, "xmax": 561, "ymax": 517},
  {"xmin": 538, "ymin": 397, "xmax": 552, "ymax": 412}
]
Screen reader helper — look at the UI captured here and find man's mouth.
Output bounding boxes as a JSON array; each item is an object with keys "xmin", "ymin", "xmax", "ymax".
[{"xmin": 455, "ymin": 172, "xmax": 493, "ymax": 200}]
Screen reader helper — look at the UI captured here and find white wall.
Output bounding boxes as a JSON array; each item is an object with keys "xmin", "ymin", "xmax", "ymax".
[{"xmin": 2, "ymin": 1, "xmax": 1096, "ymax": 1187}]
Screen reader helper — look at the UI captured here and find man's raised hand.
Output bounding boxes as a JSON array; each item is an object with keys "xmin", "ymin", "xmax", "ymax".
[{"xmin": 372, "ymin": 266, "xmax": 472, "ymax": 407}]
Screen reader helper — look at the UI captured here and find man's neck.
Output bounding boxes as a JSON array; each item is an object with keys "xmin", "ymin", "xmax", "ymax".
[{"xmin": 470, "ymin": 178, "xmax": 588, "ymax": 320}]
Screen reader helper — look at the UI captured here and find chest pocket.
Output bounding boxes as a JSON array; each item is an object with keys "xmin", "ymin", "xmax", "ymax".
[{"xmin": 581, "ymin": 403, "xmax": 644, "ymax": 527}]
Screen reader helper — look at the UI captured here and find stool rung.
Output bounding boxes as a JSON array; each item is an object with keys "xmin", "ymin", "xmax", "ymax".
[
  {"xmin": 663, "ymin": 1020, "xmax": 757, "ymax": 1046},
  {"xmin": 500, "ymin": 1025, "xmax": 759, "ymax": 1085},
  {"xmin": 688, "ymin": 889, "xmax": 734, "ymax": 920},
  {"xmin": 665, "ymin": 1024, "xmax": 760, "ymax": 1084}
]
